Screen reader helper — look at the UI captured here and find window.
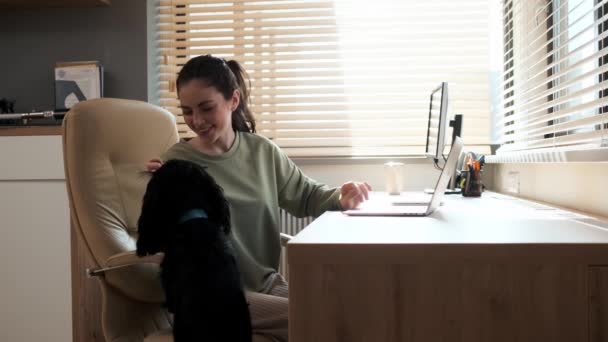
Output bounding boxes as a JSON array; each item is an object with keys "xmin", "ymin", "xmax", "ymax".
[
  {"xmin": 496, "ymin": 0, "xmax": 608, "ymax": 155},
  {"xmin": 154, "ymin": 0, "xmax": 495, "ymax": 157},
  {"xmin": 599, "ymin": 0, "xmax": 608, "ymax": 121}
]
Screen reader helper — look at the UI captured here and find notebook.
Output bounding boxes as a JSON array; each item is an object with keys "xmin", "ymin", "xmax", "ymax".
[{"xmin": 343, "ymin": 137, "xmax": 464, "ymax": 217}]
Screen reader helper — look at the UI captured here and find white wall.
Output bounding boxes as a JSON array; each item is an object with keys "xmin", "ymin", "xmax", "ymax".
[
  {"xmin": 295, "ymin": 158, "xmax": 441, "ymax": 191},
  {"xmin": 487, "ymin": 163, "xmax": 608, "ymax": 219}
]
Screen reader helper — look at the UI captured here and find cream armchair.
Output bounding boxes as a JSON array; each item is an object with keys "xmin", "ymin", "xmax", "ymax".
[{"xmin": 62, "ymin": 98, "xmax": 277, "ymax": 342}]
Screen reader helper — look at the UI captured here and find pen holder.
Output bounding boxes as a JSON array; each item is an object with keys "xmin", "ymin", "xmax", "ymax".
[{"xmin": 461, "ymin": 167, "xmax": 482, "ymax": 197}]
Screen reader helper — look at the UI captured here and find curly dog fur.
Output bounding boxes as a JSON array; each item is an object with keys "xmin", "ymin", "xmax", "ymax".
[{"xmin": 136, "ymin": 159, "xmax": 252, "ymax": 342}]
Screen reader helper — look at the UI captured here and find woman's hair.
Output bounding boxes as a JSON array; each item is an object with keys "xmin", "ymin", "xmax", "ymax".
[{"xmin": 176, "ymin": 54, "xmax": 256, "ymax": 133}]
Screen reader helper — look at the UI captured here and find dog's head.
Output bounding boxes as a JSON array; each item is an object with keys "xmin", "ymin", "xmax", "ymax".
[{"xmin": 136, "ymin": 159, "xmax": 231, "ymax": 256}]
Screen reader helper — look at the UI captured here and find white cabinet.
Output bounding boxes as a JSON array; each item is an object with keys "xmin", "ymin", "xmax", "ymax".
[{"xmin": 0, "ymin": 135, "xmax": 71, "ymax": 342}]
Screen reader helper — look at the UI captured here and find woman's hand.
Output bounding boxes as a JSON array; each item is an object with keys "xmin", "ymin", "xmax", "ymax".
[
  {"xmin": 146, "ymin": 158, "xmax": 163, "ymax": 172},
  {"xmin": 339, "ymin": 181, "xmax": 372, "ymax": 210}
]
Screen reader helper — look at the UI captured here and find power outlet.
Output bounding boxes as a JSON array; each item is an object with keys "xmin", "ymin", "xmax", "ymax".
[{"xmin": 506, "ymin": 171, "xmax": 520, "ymax": 194}]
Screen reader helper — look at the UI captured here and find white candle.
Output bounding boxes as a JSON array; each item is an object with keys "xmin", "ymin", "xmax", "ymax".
[{"xmin": 384, "ymin": 162, "xmax": 404, "ymax": 195}]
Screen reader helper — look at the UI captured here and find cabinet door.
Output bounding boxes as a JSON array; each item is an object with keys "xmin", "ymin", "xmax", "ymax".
[
  {"xmin": 290, "ymin": 263, "xmax": 589, "ymax": 342},
  {"xmin": 0, "ymin": 136, "xmax": 71, "ymax": 341},
  {"xmin": 0, "ymin": 181, "xmax": 71, "ymax": 341},
  {"xmin": 589, "ymin": 266, "xmax": 608, "ymax": 342}
]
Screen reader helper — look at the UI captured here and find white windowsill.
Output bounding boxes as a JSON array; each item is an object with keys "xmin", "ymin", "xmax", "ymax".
[{"xmin": 292, "ymin": 155, "xmax": 431, "ymax": 165}]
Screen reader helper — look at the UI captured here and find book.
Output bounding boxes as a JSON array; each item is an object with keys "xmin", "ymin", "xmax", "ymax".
[{"xmin": 54, "ymin": 61, "xmax": 103, "ymax": 111}]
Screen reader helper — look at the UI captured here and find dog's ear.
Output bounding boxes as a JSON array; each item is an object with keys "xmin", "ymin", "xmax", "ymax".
[
  {"xmin": 136, "ymin": 176, "xmax": 169, "ymax": 256},
  {"xmin": 198, "ymin": 170, "xmax": 231, "ymax": 235}
]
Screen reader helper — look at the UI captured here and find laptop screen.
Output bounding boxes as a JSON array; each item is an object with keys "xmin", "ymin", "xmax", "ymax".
[
  {"xmin": 425, "ymin": 136, "xmax": 463, "ymax": 214},
  {"xmin": 342, "ymin": 137, "xmax": 464, "ymax": 217}
]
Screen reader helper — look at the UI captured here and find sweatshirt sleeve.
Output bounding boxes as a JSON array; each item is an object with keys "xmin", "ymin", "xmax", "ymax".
[{"xmin": 273, "ymin": 143, "xmax": 342, "ymax": 218}]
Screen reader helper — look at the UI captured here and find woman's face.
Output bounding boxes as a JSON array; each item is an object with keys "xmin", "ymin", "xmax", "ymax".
[{"xmin": 178, "ymin": 79, "xmax": 239, "ymax": 151}]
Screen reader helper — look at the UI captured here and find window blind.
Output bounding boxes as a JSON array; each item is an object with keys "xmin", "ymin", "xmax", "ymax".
[
  {"xmin": 496, "ymin": 0, "xmax": 608, "ymax": 154},
  {"xmin": 155, "ymin": 0, "xmax": 494, "ymax": 157}
]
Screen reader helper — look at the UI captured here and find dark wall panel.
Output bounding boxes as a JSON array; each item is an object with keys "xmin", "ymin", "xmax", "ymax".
[{"xmin": 0, "ymin": 0, "xmax": 147, "ymax": 113}]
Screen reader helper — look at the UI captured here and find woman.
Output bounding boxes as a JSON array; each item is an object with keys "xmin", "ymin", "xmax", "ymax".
[{"xmin": 147, "ymin": 54, "xmax": 370, "ymax": 341}]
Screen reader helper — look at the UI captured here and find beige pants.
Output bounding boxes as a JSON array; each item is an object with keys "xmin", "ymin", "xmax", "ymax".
[{"xmin": 246, "ymin": 273, "xmax": 289, "ymax": 342}]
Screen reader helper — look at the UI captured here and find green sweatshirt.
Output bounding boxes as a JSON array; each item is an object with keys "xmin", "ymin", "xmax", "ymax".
[{"xmin": 161, "ymin": 131, "xmax": 341, "ymax": 291}]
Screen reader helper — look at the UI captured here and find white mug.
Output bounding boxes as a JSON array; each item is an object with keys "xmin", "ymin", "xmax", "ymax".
[{"xmin": 384, "ymin": 162, "xmax": 404, "ymax": 195}]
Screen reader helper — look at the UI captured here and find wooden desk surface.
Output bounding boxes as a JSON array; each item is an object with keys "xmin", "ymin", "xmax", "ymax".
[{"xmin": 287, "ymin": 192, "xmax": 608, "ymax": 342}]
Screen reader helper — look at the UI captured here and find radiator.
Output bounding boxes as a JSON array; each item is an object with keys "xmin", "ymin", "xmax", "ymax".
[
  {"xmin": 278, "ymin": 209, "xmax": 313, "ymax": 277},
  {"xmin": 279, "ymin": 209, "xmax": 313, "ymax": 236}
]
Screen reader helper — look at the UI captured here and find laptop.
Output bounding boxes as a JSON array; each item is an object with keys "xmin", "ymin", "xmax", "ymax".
[{"xmin": 343, "ymin": 137, "xmax": 464, "ymax": 217}]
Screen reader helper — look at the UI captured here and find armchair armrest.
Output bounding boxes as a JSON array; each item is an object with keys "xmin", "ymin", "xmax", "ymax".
[
  {"xmin": 89, "ymin": 235, "xmax": 291, "ymax": 277},
  {"xmin": 88, "ymin": 251, "xmax": 164, "ymax": 277}
]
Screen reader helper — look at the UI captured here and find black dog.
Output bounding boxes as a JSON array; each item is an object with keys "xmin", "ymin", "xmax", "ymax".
[{"xmin": 136, "ymin": 159, "xmax": 252, "ymax": 342}]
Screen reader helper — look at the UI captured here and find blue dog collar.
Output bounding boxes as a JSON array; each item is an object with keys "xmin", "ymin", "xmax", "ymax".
[{"xmin": 178, "ymin": 208, "xmax": 208, "ymax": 224}]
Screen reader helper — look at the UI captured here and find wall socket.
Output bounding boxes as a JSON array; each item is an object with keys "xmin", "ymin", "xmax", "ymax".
[{"xmin": 506, "ymin": 171, "xmax": 520, "ymax": 194}]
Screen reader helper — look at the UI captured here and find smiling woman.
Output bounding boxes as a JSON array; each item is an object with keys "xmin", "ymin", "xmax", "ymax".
[
  {"xmin": 146, "ymin": 53, "xmax": 372, "ymax": 342},
  {"xmin": 153, "ymin": 0, "xmax": 497, "ymax": 158}
]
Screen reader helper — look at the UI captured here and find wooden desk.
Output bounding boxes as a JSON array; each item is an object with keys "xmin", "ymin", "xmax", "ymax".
[{"xmin": 287, "ymin": 192, "xmax": 608, "ymax": 342}]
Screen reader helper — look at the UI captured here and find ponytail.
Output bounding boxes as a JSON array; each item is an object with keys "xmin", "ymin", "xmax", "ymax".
[{"xmin": 226, "ymin": 60, "xmax": 256, "ymax": 133}]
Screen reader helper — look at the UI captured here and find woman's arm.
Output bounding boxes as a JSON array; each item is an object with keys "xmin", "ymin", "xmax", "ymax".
[{"xmin": 274, "ymin": 144, "xmax": 370, "ymax": 216}]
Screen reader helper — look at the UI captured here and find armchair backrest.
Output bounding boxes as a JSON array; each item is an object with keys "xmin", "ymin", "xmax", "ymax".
[{"xmin": 63, "ymin": 98, "xmax": 179, "ymax": 303}]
